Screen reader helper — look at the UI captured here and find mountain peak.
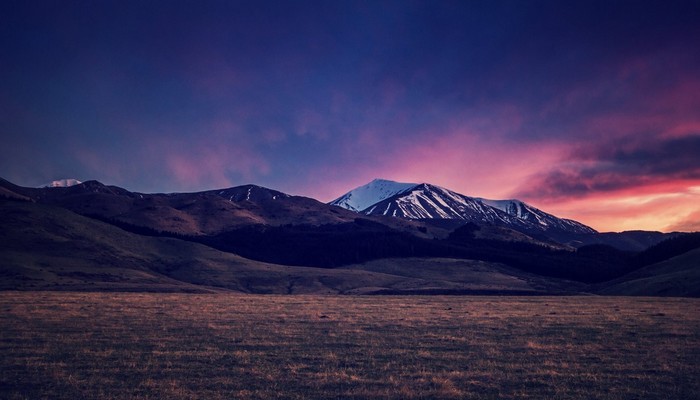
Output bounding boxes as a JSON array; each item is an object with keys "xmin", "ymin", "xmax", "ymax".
[{"xmin": 330, "ymin": 178, "xmax": 417, "ymax": 212}]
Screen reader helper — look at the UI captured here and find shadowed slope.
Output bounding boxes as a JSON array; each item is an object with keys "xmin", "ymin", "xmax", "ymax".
[
  {"xmin": 598, "ymin": 248, "xmax": 700, "ymax": 297},
  {"xmin": 0, "ymin": 199, "xmax": 380, "ymax": 293},
  {"xmin": 1, "ymin": 199, "xmax": 583, "ymax": 294}
]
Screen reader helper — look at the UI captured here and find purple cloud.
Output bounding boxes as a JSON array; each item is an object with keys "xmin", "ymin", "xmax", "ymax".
[{"xmin": 517, "ymin": 135, "xmax": 700, "ymax": 201}]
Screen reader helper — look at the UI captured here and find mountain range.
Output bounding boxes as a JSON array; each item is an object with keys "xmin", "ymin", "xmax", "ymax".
[{"xmin": 1, "ymin": 176, "xmax": 697, "ymax": 296}]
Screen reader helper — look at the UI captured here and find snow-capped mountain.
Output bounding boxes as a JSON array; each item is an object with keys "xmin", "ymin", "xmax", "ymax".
[
  {"xmin": 41, "ymin": 178, "xmax": 82, "ymax": 188},
  {"xmin": 331, "ymin": 179, "xmax": 596, "ymax": 234},
  {"xmin": 365, "ymin": 183, "xmax": 506, "ymax": 220},
  {"xmin": 329, "ymin": 178, "xmax": 417, "ymax": 212}
]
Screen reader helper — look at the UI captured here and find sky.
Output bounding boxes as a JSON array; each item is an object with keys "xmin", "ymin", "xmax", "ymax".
[{"xmin": 1, "ymin": 0, "xmax": 699, "ymax": 232}]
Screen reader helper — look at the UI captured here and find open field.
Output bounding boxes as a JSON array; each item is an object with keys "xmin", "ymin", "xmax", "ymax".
[{"xmin": 1, "ymin": 293, "xmax": 699, "ymax": 399}]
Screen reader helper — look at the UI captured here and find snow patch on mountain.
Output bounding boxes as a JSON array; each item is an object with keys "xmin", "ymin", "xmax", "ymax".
[
  {"xmin": 210, "ymin": 185, "xmax": 291, "ymax": 203},
  {"xmin": 330, "ymin": 178, "xmax": 417, "ymax": 212},
  {"xmin": 41, "ymin": 179, "xmax": 82, "ymax": 188}
]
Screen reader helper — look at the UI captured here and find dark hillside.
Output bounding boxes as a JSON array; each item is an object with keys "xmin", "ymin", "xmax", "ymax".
[
  {"xmin": 195, "ymin": 221, "xmax": 637, "ymax": 283},
  {"xmin": 631, "ymin": 232, "xmax": 700, "ymax": 268},
  {"xmin": 598, "ymin": 248, "xmax": 700, "ymax": 297},
  {"xmin": 1, "ymin": 199, "xmax": 586, "ymax": 295},
  {"xmin": 560, "ymin": 230, "xmax": 678, "ymax": 251},
  {"xmin": 446, "ymin": 224, "xmax": 634, "ymax": 283},
  {"xmin": 195, "ymin": 219, "xmax": 458, "ymax": 267}
]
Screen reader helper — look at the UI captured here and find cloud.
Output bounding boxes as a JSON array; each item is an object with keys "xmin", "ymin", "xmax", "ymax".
[
  {"xmin": 70, "ymin": 118, "xmax": 270, "ymax": 193},
  {"xmin": 305, "ymin": 110, "xmax": 566, "ymax": 202},
  {"xmin": 511, "ymin": 135, "xmax": 700, "ymax": 232},
  {"xmin": 517, "ymin": 135, "xmax": 700, "ymax": 201},
  {"xmin": 666, "ymin": 210, "xmax": 700, "ymax": 232},
  {"xmin": 161, "ymin": 141, "xmax": 269, "ymax": 191},
  {"xmin": 539, "ymin": 187, "xmax": 700, "ymax": 233}
]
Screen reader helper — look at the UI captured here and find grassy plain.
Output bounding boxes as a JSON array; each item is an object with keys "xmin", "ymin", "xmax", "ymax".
[{"xmin": 1, "ymin": 293, "xmax": 698, "ymax": 399}]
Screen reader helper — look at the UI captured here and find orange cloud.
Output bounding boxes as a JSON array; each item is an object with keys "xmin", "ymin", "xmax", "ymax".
[{"xmin": 533, "ymin": 184, "xmax": 700, "ymax": 232}]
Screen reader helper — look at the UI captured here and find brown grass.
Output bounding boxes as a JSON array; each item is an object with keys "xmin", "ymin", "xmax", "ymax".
[{"xmin": 1, "ymin": 293, "xmax": 698, "ymax": 399}]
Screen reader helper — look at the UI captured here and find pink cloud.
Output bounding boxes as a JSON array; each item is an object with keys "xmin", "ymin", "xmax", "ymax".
[
  {"xmin": 152, "ymin": 128, "xmax": 270, "ymax": 191},
  {"xmin": 537, "ymin": 184, "xmax": 700, "ymax": 232},
  {"xmin": 308, "ymin": 110, "xmax": 565, "ymax": 202},
  {"xmin": 382, "ymin": 131, "xmax": 566, "ymax": 200},
  {"xmin": 73, "ymin": 149, "xmax": 123, "ymax": 183},
  {"xmin": 666, "ymin": 210, "xmax": 700, "ymax": 232},
  {"xmin": 162, "ymin": 143, "xmax": 268, "ymax": 190},
  {"xmin": 305, "ymin": 88, "xmax": 700, "ymax": 233},
  {"xmin": 72, "ymin": 117, "xmax": 270, "ymax": 192}
]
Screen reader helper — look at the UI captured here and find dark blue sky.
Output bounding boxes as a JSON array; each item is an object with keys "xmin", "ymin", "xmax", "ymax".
[{"xmin": 2, "ymin": 0, "xmax": 699, "ymax": 231}]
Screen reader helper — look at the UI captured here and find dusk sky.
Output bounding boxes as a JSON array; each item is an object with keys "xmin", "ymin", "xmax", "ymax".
[{"xmin": 2, "ymin": 0, "xmax": 699, "ymax": 232}]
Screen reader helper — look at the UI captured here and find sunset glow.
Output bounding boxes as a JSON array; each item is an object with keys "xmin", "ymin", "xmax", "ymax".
[{"xmin": 2, "ymin": 1, "xmax": 698, "ymax": 232}]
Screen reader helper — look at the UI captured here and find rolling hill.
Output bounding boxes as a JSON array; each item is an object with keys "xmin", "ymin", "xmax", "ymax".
[
  {"xmin": 1, "ymin": 177, "xmax": 697, "ymax": 296},
  {"xmin": 1, "ymin": 198, "xmax": 587, "ymax": 294},
  {"xmin": 597, "ymin": 248, "xmax": 700, "ymax": 297}
]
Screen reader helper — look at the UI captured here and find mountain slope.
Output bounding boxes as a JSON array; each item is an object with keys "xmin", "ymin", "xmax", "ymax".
[
  {"xmin": 556, "ymin": 230, "xmax": 679, "ymax": 251},
  {"xmin": 0, "ymin": 199, "xmax": 413, "ymax": 293},
  {"xmin": 365, "ymin": 183, "xmax": 503, "ymax": 220},
  {"xmin": 0, "ymin": 184, "xmax": 31, "ymax": 202},
  {"xmin": 3, "ymin": 179, "xmax": 376, "ymax": 236},
  {"xmin": 478, "ymin": 198, "xmax": 595, "ymax": 234},
  {"xmin": 597, "ymin": 248, "xmax": 700, "ymax": 297},
  {"xmin": 0, "ymin": 198, "xmax": 241, "ymax": 292},
  {"xmin": 4, "ymin": 176, "xmax": 694, "ymax": 295},
  {"xmin": 0, "ymin": 198, "xmax": 584, "ymax": 294}
]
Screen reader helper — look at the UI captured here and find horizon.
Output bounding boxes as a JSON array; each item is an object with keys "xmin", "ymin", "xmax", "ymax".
[
  {"xmin": 5, "ymin": 174, "xmax": 695, "ymax": 234},
  {"xmin": 2, "ymin": 1, "xmax": 699, "ymax": 232}
]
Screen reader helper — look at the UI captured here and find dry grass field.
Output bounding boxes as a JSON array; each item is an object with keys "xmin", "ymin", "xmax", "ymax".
[{"xmin": 1, "ymin": 293, "xmax": 698, "ymax": 399}]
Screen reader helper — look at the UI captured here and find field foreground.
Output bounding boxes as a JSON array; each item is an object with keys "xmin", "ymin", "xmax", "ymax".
[{"xmin": 1, "ymin": 293, "xmax": 699, "ymax": 399}]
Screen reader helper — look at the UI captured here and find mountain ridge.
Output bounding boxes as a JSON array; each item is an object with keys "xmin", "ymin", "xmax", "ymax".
[
  {"xmin": 331, "ymin": 179, "xmax": 596, "ymax": 235},
  {"xmin": 0, "ymin": 198, "xmax": 585, "ymax": 295},
  {"xmin": 0, "ymin": 177, "xmax": 433, "ymax": 238}
]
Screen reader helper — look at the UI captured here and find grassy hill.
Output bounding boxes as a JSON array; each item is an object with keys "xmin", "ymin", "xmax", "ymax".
[
  {"xmin": 597, "ymin": 247, "xmax": 700, "ymax": 297},
  {"xmin": 2, "ymin": 189, "xmax": 697, "ymax": 296},
  {"xmin": 0, "ymin": 198, "xmax": 256, "ymax": 292},
  {"xmin": 1, "ymin": 199, "xmax": 584, "ymax": 294}
]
